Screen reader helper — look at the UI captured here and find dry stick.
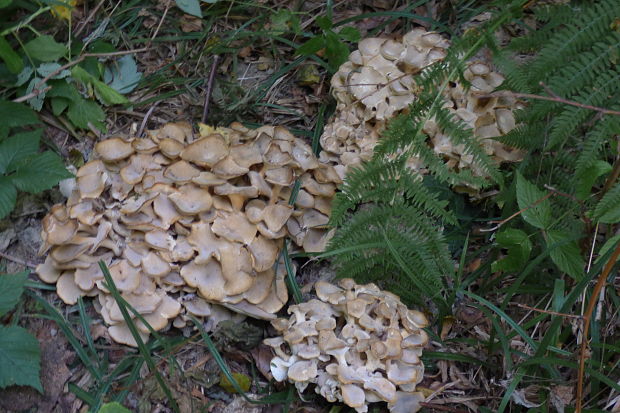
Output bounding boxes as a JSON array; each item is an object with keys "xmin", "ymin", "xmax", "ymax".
[
  {"xmin": 74, "ymin": 0, "xmax": 106, "ymax": 37},
  {"xmin": 11, "ymin": 48, "xmax": 148, "ymax": 104},
  {"xmin": 576, "ymin": 241, "xmax": 620, "ymax": 413},
  {"xmin": 484, "ymin": 90, "xmax": 620, "ymax": 117},
  {"xmin": 201, "ymin": 56, "xmax": 221, "ymax": 124},
  {"xmin": 0, "ymin": 251, "xmax": 37, "ymax": 269},
  {"xmin": 13, "ymin": 86, "xmax": 51, "ymax": 103},
  {"xmin": 419, "ymin": 402, "xmax": 471, "ymax": 413},
  {"xmin": 515, "ymin": 303, "xmax": 581, "ymax": 319},
  {"xmin": 479, "ymin": 191, "xmax": 555, "ymax": 232},
  {"xmin": 137, "ymin": 103, "xmax": 159, "ymax": 137}
]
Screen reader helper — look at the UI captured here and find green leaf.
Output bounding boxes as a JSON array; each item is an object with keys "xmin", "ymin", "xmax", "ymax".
[
  {"xmin": 24, "ymin": 77, "xmax": 46, "ymax": 111},
  {"xmin": 46, "ymin": 79, "xmax": 82, "ymax": 102},
  {"xmin": 0, "ymin": 0, "xmax": 13, "ymax": 8},
  {"xmin": 575, "ymin": 160, "xmax": 611, "ymax": 200},
  {"xmin": 98, "ymin": 402, "xmax": 132, "ymax": 413},
  {"xmin": 23, "ymin": 35, "xmax": 67, "ymax": 62},
  {"xmin": 0, "ymin": 36, "xmax": 23, "ymax": 74},
  {"xmin": 36, "ymin": 63, "xmax": 70, "ymax": 79},
  {"xmin": 93, "ymin": 80, "xmax": 129, "ymax": 105},
  {"xmin": 0, "ymin": 129, "xmax": 41, "ymax": 173},
  {"xmin": 492, "ymin": 229, "xmax": 532, "ymax": 273},
  {"xmin": 546, "ymin": 230, "xmax": 585, "ymax": 279},
  {"xmin": 11, "ymin": 151, "xmax": 71, "ymax": 194},
  {"xmin": 338, "ymin": 26, "xmax": 361, "ymax": 43},
  {"xmin": 67, "ymin": 98, "xmax": 105, "ymax": 130},
  {"xmin": 270, "ymin": 9, "xmax": 300, "ymax": 35},
  {"xmin": 103, "ymin": 55, "xmax": 142, "ymax": 94},
  {"xmin": 316, "ymin": 16, "xmax": 332, "ymax": 31},
  {"xmin": 324, "ymin": 31, "xmax": 349, "ymax": 72},
  {"xmin": 50, "ymin": 97, "xmax": 69, "ymax": 116},
  {"xmin": 175, "ymin": 0, "xmax": 202, "ymax": 17},
  {"xmin": 296, "ymin": 36, "xmax": 325, "ymax": 57},
  {"xmin": 16, "ymin": 66, "xmax": 34, "ymax": 87},
  {"xmin": 596, "ymin": 234, "xmax": 620, "ymax": 265},
  {"xmin": 0, "ymin": 101, "xmax": 39, "ymax": 132},
  {"xmin": 0, "ymin": 272, "xmax": 28, "ymax": 316},
  {"xmin": 0, "ymin": 325, "xmax": 42, "ymax": 392},
  {"xmin": 0, "ymin": 177, "xmax": 17, "ymax": 219},
  {"xmin": 515, "ymin": 172, "xmax": 551, "ymax": 229}
]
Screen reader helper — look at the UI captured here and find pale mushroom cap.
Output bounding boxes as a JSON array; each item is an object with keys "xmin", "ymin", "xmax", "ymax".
[
  {"xmin": 56, "ymin": 272, "xmax": 85, "ymax": 305},
  {"xmin": 342, "ymin": 384, "xmax": 366, "ymax": 409},
  {"xmin": 108, "ymin": 323, "xmax": 150, "ymax": 347},
  {"xmin": 95, "ymin": 137, "xmax": 134, "ymax": 161},
  {"xmin": 288, "ymin": 360, "xmax": 318, "ymax": 382}
]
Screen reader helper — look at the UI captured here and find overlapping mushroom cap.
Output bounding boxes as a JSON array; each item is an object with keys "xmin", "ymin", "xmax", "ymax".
[
  {"xmin": 265, "ymin": 279, "xmax": 429, "ymax": 413},
  {"xmin": 36, "ymin": 122, "xmax": 340, "ymax": 346},
  {"xmin": 320, "ymin": 27, "xmax": 522, "ymax": 182}
]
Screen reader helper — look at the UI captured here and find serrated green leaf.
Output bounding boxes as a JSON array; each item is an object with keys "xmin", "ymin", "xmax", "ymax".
[
  {"xmin": 23, "ymin": 35, "xmax": 67, "ymax": 62},
  {"xmin": 0, "ymin": 129, "xmax": 41, "ymax": 174},
  {"xmin": 103, "ymin": 55, "xmax": 142, "ymax": 94},
  {"xmin": 516, "ymin": 172, "xmax": 551, "ymax": 229},
  {"xmin": 0, "ymin": 325, "xmax": 42, "ymax": 392},
  {"xmin": 0, "ymin": 177, "xmax": 17, "ymax": 219},
  {"xmin": 46, "ymin": 79, "xmax": 82, "ymax": 102},
  {"xmin": 98, "ymin": 402, "xmax": 132, "ymax": 413},
  {"xmin": 0, "ymin": 272, "xmax": 28, "ymax": 316},
  {"xmin": 596, "ymin": 234, "xmax": 620, "ymax": 265},
  {"xmin": 546, "ymin": 230, "xmax": 584, "ymax": 280},
  {"xmin": 50, "ymin": 97, "xmax": 69, "ymax": 116},
  {"xmin": 0, "ymin": 36, "xmax": 23, "ymax": 74},
  {"xmin": 67, "ymin": 98, "xmax": 105, "ymax": 130},
  {"xmin": 175, "ymin": 0, "xmax": 201, "ymax": 17},
  {"xmin": 325, "ymin": 31, "xmax": 349, "ymax": 72},
  {"xmin": 316, "ymin": 16, "xmax": 332, "ymax": 31},
  {"xmin": 338, "ymin": 26, "xmax": 360, "ymax": 42},
  {"xmin": 0, "ymin": 0, "xmax": 13, "ymax": 8},
  {"xmin": 16, "ymin": 66, "xmax": 34, "ymax": 87},
  {"xmin": 296, "ymin": 36, "xmax": 325, "ymax": 57},
  {"xmin": 93, "ymin": 79, "xmax": 128, "ymax": 105},
  {"xmin": 0, "ymin": 101, "xmax": 39, "ymax": 131},
  {"xmin": 492, "ymin": 229, "xmax": 532, "ymax": 273},
  {"xmin": 24, "ymin": 77, "xmax": 46, "ymax": 111},
  {"xmin": 36, "ymin": 63, "xmax": 70, "ymax": 79},
  {"xmin": 11, "ymin": 151, "xmax": 71, "ymax": 194},
  {"xmin": 576, "ymin": 160, "xmax": 612, "ymax": 200}
]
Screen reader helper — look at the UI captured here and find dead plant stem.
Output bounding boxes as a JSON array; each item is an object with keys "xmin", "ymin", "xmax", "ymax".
[{"xmin": 576, "ymin": 241, "xmax": 620, "ymax": 412}]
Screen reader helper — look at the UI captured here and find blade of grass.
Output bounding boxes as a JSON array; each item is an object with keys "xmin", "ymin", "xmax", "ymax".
[
  {"xmin": 77, "ymin": 297, "xmax": 98, "ymax": 363},
  {"xmin": 189, "ymin": 315, "xmax": 291, "ymax": 405},
  {"xmin": 98, "ymin": 261, "xmax": 180, "ymax": 413},
  {"xmin": 27, "ymin": 291, "xmax": 103, "ymax": 381}
]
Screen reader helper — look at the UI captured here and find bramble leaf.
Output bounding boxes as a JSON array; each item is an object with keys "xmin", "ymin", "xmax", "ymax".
[
  {"xmin": 0, "ymin": 177, "xmax": 16, "ymax": 219},
  {"xmin": 0, "ymin": 272, "xmax": 28, "ymax": 317},
  {"xmin": 0, "ymin": 129, "xmax": 41, "ymax": 174},
  {"xmin": 11, "ymin": 152, "xmax": 71, "ymax": 193},
  {"xmin": 546, "ymin": 230, "xmax": 584, "ymax": 280},
  {"xmin": 175, "ymin": 0, "xmax": 201, "ymax": 17},
  {"xmin": 0, "ymin": 325, "xmax": 42, "ymax": 392},
  {"xmin": 103, "ymin": 55, "xmax": 142, "ymax": 94},
  {"xmin": 0, "ymin": 36, "xmax": 23, "ymax": 74},
  {"xmin": 23, "ymin": 35, "xmax": 67, "ymax": 62},
  {"xmin": 67, "ymin": 98, "xmax": 105, "ymax": 130},
  {"xmin": 492, "ymin": 229, "xmax": 532, "ymax": 273},
  {"xmin": 516, "ymin": 172, "xmax": 551, "ymax": 229}
]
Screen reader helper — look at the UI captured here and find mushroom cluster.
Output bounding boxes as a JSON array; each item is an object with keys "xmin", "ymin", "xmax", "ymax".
[
  {"xmin": 264, "ymin": 279, "xmax": 429, "ymax": 413},
  {"xmin": 36, "ymin": 122, "xmax": 341, "ymax": 345},
  {"xmin": 319, "ymin": 27, "xmax": 522, "ymax": 181}
]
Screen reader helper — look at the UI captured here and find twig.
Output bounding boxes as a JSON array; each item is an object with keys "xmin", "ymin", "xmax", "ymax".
[
  {"xmin": 515, "ymin": 303, "xmax": 581, "ymax": 319},
  {"xmin": 13, "ymin": 86, "xmax": 51, "ymax": 103},
  {"xmin": 149, "ymin": 0, "xmax": 171, "ymax": 44},
  {"xmin": 0, "ymin": 251, "xmax": 37, "ymax": 269},
  {"xmin": 74, "ymin": 1, "xmax": 106, "ymax": 37},
  {"xmin": 201, "ymin": 56, "xmax": 220, "ymax": 124},
  {"xmin": 576, "ymin": 241, "xmax": 620, "ymax": 412},
  {"xmin": 419, "ymin": 402, "xmax": 471, "ymax": 413},
  {"xmin": 483, "ymin": 90, "xmax": 620, "ymax": 117},
  {"xmin": 138, "ymin": 102, "xmax": 159, "ymax": 137},
  {"xmin": 11, "ymin": 48, "xmax": 148, "ymax": 104},
  {"xmin": 479, "ymin": 191, "xmax": 555, "ymax": 232}
]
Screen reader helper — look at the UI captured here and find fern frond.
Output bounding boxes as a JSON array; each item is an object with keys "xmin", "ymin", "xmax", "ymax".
[
  {"xmin": 330, "ymin": 156, "xmax": 456, "ymax": 227},
  {"xmin": 575, "ymin": 115, "xmax": 620, "ymax": 178},
  {"xmin": 546, "ymin": 69, "xmax": 620, "ymax": 149},
  {"xmin": 528, "ymin": 0, "xmax": 620, "ymax": 83},
  {"xmin": 592, "ymin": 182, "xmax": 620, "ymax": 223}
]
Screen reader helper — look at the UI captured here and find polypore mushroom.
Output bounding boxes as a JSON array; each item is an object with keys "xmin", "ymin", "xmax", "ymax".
[
  {"xmin": 264, "ymin": 279, "xmax": 429, "ymax": 413},
  {"xmin": 320, "ymin": 28, "xmax": 523, "ymax": 189}
]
